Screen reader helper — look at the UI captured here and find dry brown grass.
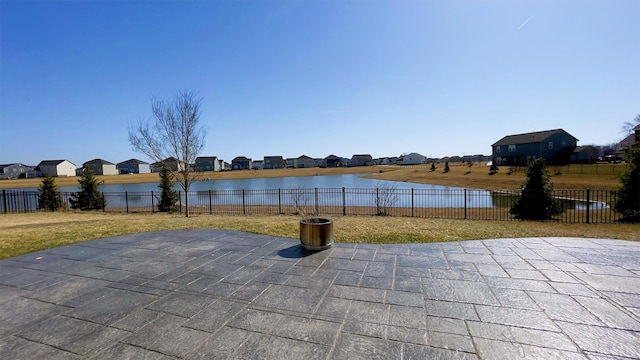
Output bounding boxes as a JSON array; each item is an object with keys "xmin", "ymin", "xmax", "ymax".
[
  {"xmin": 1, "ymin": 212, "xmax": 637, "ymax": 259},
  {"xmin": 366, "ymin": 164, "xmax": 621, "ymax": 190}
]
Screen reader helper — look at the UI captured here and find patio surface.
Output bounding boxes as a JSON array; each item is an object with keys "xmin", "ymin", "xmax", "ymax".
[{"xmin": 1, "ymin": 230, "xmax": 639, "ymax": 359}]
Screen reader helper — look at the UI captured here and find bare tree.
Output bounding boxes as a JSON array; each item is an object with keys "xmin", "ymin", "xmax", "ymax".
[
  {"xmin": 621, "ymin": 114, "xmax": 640, "ymax": 135},
  {"xmin": 129, "ymin": 91, "xmax": 206, "ymax": 217}
]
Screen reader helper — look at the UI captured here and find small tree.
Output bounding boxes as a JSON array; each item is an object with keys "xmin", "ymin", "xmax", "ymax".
[
  {"xmin": 373, "ymin": 182, "xmax": 399, "ymax": 216},
  {"xmin": 614, "ymin": 146, "xmax": 639, "ymax": 222},
  {"xmin": 489, "ymin": 162, "xmax": 499, "ymax": 175},
  {"xmin": 157, "ymin": 165, "xmax": 179, "ymax": 212},
  {"xmin": 429, "ymin": 163, "xmax": 436, "ymax": 172},
  {"xmin": 70, "ymin": 168, "xmax": 106, "ymax": 210},
  {"xmin": 510, "ymin": 158, "xmax": 565, "ymax": 220},
  {"xmin": 443, "ymin": 161, "xmax": 450, "ymax": 173},
  {"xmin": 38, "ymin": 175, "xmax": 65, "ymax": 211}
]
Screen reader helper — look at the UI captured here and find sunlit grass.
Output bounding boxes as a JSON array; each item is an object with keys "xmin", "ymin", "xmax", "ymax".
[{"xmin": 1, "ymin": 212, "xmax": 637, "ymax": 259}]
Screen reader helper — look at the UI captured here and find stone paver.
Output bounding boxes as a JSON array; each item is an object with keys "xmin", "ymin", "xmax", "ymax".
[{"xmin": 1, "ymin": 230, "xmax": 640, "ymax": 359}]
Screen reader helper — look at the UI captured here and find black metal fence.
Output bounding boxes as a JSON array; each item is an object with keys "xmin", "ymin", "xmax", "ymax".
[{"xmin": 1, "ymin": 188, "xmax": 631, "ymax": 224}]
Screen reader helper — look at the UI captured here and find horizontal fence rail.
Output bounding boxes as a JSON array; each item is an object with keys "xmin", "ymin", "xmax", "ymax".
[{"xmin": 0, "ymin": 188, "xmax": 632, "ymax": 224}]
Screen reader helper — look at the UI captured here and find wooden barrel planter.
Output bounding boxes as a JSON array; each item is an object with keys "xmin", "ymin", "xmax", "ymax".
[{"xmin": 299, "ymin": 217, "xmax": 333, "ymax": 251}]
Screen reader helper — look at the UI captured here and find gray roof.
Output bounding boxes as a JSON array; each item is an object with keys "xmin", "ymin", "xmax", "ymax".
[
  {"xmin": 573, "ymin": 146, "xmax": 597, "ymax": 153},
  {"xmin": 492, "ymin": 129, "xmax": 577, "ymax": 147},
  {"xmin": 117, "ymin": 159, "xmax": 149, "ymax": 165},
  {"xmin": 38, "ymin": 160, "xmax": 72, "ymax": 166},
  {"xmin": 619, "ymin": 133, "xmax": 636, "ymax": 148},
  {"xmin": 351, "ymin": 154, "xmax": 373, "ymax": 160},
  {"xmin": 195, "ymin": 156, "xmax": 218, "ymax": 161},
  {"xmin": 83, "ymin": 159, "xmax": 115, "ymax": 166},
  {"xmin": 232, "ymin": 156, "xmax": 251, "ymax": 162}
]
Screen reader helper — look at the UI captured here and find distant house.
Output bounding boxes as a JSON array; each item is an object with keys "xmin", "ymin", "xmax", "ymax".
[
  {"xmin": 401, "ymin": 153, "xmax": 426, "ymax": 165},
  {"xmin": 0, "ymin": 163, "xmax": 36, "ymax": 179},
  {"xmin": 377, "ymin": 156, "xmax": 399, "ymax": 165},
  {"xmin": 37, "ymin": 160, "xmax": 77, "ymax": 177},
  {"xmin": 83, "ymin": 159, "xmax": 118, "ymax": 175},
  {"xmin": 350, "ymin": 154, "xmax": 373, "ymax": 167},
  {"xmin": 117, "ymin": 159, "xmax": 150, "ymax": 174},
  {"xmin": 264, "ymin": 156, "xmax": 285, "ymax": 169},
  {"xmin": 150, "ymin": 157, "xmax": 185, "ymax": 172},
  {"xmin": 252, "ymin": 160, "xmax": 263, "ymax": 169},
  {"xmin": 195, "ymin": 156, "xmax": 221, "ymax": 172},
  {"xmin": 492, "ymin": 129, "xmax": 578, "ymax": 166},
  {"xmin": 570, "ymin": 146, "xmax": 599, "ymax": 164},
  {"xmin": 619, "ymin": 124, "xmax": 640, "ymax": 160},
  {"xmin": 232, "ymin": 156, "xmax": 252, "ymax": 170},
  {"xmin": 295, "ymin": 155, "xmax": 316, "ymax": 168},
  {"xmin": 322, "ymin": 155, "xmax": 342, "ymax": 168},
  {"xmin": 285, "ymin": 158, "xmax": 296, "ymax": 168}
]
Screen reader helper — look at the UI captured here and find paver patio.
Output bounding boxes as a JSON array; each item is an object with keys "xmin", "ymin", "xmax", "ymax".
[{"xmin": 1, "ymin": 230, "xmax": 639, "ymax": 359}]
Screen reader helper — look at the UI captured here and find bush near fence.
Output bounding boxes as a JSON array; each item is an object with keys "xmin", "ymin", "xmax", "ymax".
[{"xmin": 0, "ymin": 188, "xmax": 629, "ymax": 224}]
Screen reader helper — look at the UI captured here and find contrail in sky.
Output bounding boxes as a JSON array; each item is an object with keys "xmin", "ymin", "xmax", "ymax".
[{"xmin": 518, "ymin": 15, "xmax": 534, "ymax": 30}]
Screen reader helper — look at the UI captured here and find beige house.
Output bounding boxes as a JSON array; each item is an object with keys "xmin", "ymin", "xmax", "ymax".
[{"xmin": 37, "ymin": 160, "xmax": 77, "ymax": 177}]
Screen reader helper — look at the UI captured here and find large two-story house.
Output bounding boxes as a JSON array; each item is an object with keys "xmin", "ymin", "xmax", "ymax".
[
  {"xmin": 195, "ymin": 156, "xmax": 222, "ymax": 172},
  {"xmin": 37, "ymin": 160, "xmax": 77, "ymax": 177},
  {"xmin": 492, "ymin": 129, "xmax": 578, "ymax": 166},
  {"xmin": 116, "ymin": 159, "xmax": 151, "ymax": 174},
  {"xmin": 0, "ymin": 163, "xmax": 36, "ymax": 179},
  {"xmin": 232, "ymin": 156, "xmax": 252, "ymax": 170},
  {"xmin": 263, "ymin": 156, "xmax": 285, "ymax": 169},
  {"xmin": 83, "ymin": 159, "xmax": 118, "ymax": 175}
]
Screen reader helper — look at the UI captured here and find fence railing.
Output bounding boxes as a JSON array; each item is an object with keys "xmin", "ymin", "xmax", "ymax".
[{"xmin": 0, "ymin": 188, "xmax": 631, "ymax": 224}]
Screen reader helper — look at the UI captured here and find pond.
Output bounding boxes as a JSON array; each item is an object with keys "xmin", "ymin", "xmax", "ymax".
[{"xmin": 6, "ymin": 174, "xmax": 607, "ymax": 211}]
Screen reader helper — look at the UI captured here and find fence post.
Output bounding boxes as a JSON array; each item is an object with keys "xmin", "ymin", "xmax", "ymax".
[
  {"xmin": 179, "ymin": 191, "xmax": 182, "ymax": 214},
  {"xmin": 2, "ymin": 189, "xmax": 6, "ymax": 214},
  {"xmin": 23, "ymin": 191, "xmax": 28, "ymax": 213},
  {"xmin": 209, "ymin": 190, "xmax": 212, "ymax": 214},
  {"xmin": 586, "ymin": 188, "xmax": 590, "ymax": 224},
  {"xmin": 342, "ymin": 187, "xmax": 346, "ymax": 216},
  {"xmin": 411, "ymin": 188, "xmax": 414, "ymax": 217},
  {"xmin": 151, "ymin": 191, "xmax": 154, "ymax": 213},
  {"xmin": 125, "ymin": 191, "xmax": 129, "ymax": 213},
  {"xmin": 242, "ymin": 189, "xmax": 246, "ymax": 215},
  {"xmin": 464, "ymin": 189, "xmax": 467, "ymax": 220},
  {"xmin": 278, "ymin": 188, "xmax": 282, "ymax": 214},
  {"xmin": 314, "ymin": 187, "xmax": 319, "ymax": 215}
]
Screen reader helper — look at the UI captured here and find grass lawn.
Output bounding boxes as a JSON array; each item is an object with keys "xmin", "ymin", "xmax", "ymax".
[{"xmin": 1, "ymin": 212, "xmax": 637, "ymax": 259}]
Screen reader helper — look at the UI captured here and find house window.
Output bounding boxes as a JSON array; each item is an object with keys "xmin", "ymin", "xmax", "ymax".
[
  {"xmin": 508, "ymin": 145, "xmax": 516, "ymax": 152},
  {"xmin": 495, "ymin": 146, "xmax": 501, "ymax": 153},
  {"xmin": 548, "ymin": 142, "xmax": 553, "ymax": 149},
  {"xmin": 562, "ymin": 141, "xmax": 566, "ymax": 147}
]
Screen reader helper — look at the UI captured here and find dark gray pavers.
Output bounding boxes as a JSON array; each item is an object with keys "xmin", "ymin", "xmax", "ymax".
[{"xmin": 1, "ymin": 232, "xmax": 639, "ymax": 359}]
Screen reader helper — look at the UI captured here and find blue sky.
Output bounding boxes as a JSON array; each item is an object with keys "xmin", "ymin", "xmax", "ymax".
[{"xmin": 1, "ymin": 0, "xmax": 638, "ymax": 167}]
